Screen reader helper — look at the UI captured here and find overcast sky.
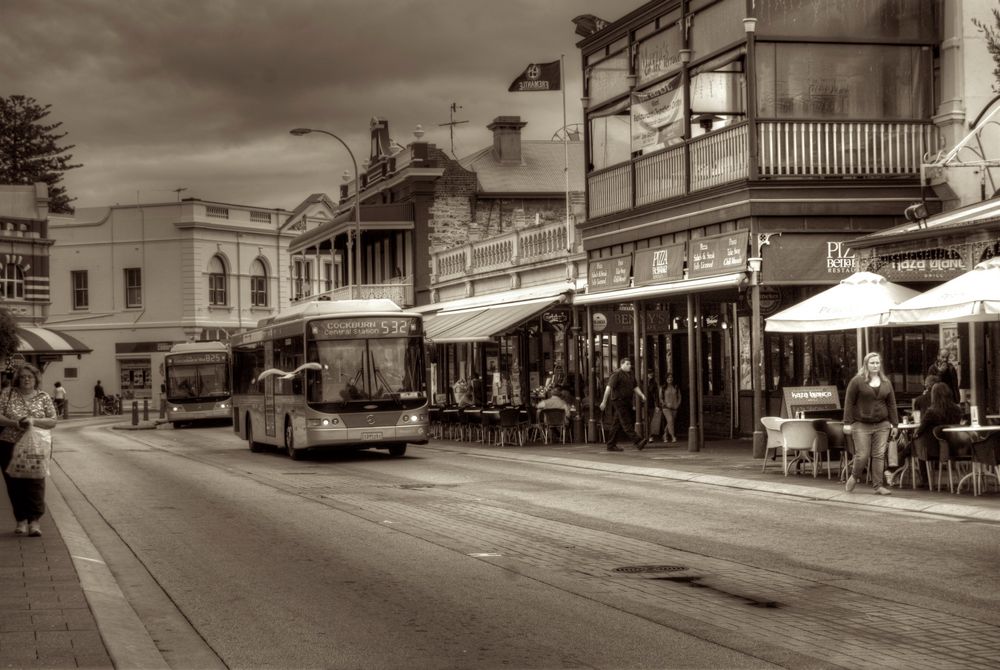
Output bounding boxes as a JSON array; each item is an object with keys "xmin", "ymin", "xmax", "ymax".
[{"xmin": 4, "ymin": 0, "xmax": 626, "ymax": 211}]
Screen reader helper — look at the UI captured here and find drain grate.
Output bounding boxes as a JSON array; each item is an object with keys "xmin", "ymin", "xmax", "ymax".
[{"xmin": 613, "ymin": 565, "xmax": 687, "ymax": 574}]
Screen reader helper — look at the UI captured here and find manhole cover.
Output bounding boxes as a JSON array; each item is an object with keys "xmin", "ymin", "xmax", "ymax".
[{"xmin": 613, "ymin": 565, "xmax": 687, "ymax": 573}]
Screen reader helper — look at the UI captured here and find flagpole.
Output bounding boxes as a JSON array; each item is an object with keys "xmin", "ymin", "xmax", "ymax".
[{"xmin": 561, "ymin": 54, "xmax": 571, "ymax": 253}]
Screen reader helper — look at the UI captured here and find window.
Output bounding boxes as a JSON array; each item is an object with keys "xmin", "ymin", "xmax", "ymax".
[
  {"xmin": 0, "ymin": 263, "xmax": 24, "ymax": 299},
  {"xmin": 124, "ymin": 268, "xmax": 142, "ymax": 308},
  {"xmin": 71, "ymin": 270, "xmax": 89, "ymax": 309},
  {"xmin": 208, "ymin": 255, "xmax": 227, "ymax": 306},
  {"xmin": 250, "ymin": 259, "xmax": 268, "ymax": 307},
  {"xmin": 293, "ymin": 259, "xmax": 311, "ymax": 300},
  {"xmin": 322, "ymin": 261, "xmax": 333, "ymax": 293}
]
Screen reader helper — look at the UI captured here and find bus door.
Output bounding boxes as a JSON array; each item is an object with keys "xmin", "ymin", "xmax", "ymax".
[{"xmin": 264, "ymin": 340, "xmax": 277, "ymax": 438}]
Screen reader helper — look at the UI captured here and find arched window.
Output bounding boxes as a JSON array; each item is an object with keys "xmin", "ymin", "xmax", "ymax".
[
  {"xmin": 208, "ymin": 255, "xmax": 227, "ymax": 306},
  {"xmin": 1, "ymin": 264, "xmax": 25, "ymax": 299},
  {"xmin": 250, "ymin": 258, "xmax": 268, "ymax": 307}
]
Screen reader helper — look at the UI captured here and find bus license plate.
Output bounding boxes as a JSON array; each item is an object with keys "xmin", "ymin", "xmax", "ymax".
[{"xmin": 361, "ymin": 431, "xmax": 383, "ymax": 441}]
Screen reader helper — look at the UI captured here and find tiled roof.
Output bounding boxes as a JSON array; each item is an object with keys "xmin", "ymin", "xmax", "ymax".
[{"xmin": 459, "ymin": 141, "xmax": 585, "ymax": 194}]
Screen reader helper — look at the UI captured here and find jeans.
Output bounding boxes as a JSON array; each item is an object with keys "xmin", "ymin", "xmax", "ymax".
[{"xmin": 850, "ymin": 420, "xmax": 891, "ymax": 488}]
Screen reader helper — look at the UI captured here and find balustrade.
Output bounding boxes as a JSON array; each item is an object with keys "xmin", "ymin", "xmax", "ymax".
[{"xmin": 432, "ymin": 220, "xmax": 576, "ymax": 281}]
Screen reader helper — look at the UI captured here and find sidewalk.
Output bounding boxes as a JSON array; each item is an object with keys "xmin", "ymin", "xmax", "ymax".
[{"xmin": 4, "ymin": 427, "xmax": 999, "ymax": 669}]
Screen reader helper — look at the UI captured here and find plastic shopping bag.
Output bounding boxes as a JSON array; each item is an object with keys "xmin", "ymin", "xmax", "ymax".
[
  {"xmin": 649, "ymin": 409, "xmax": 663, "ymax": 438},
  {"xmin": 887, "ymin": 438, "xmax": 899, "ymax": 469},
  {"xmin": 5, "ymin": 427, "xmax": 52, "ymax": 479}
]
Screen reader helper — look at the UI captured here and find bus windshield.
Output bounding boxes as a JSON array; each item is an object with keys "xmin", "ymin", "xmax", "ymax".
[
  {"xmin": 306, "ymin": 337, "xmax": 424, "ymax": 409},
  {"xmin": 166, "ymin": 363, "xmax": 230, "ymax": 401}
]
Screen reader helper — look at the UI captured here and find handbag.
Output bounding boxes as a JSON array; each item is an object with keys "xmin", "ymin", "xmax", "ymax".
[
  {"xmin": 5, "ymin": 426, "xmax": 52, "ymax": 479},
  {"xmin": 887, "ymin": 437, "xmax": 899, "ymax": 468}
]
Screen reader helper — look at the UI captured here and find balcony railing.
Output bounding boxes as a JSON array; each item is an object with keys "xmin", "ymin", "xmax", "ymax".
[
  {"xmin": 433, "ymin": 220, "xmax": 581, "ymax": 282},
  {"xmin": 293, "ymin": 278, "xmax": 415, "ymax": 307},
  {"xmin": 587, "ymin": 120, "xmax": 937, "ymax": 219}
]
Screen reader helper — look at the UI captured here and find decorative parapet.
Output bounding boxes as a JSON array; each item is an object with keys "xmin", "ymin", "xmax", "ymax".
[
  {"xmin": 293, "ymin": 279, "xmax": 415, "ymax": 307},
  {"xmin": 433, "ymin": 220, "xmax": 580, "ymax": 282}
]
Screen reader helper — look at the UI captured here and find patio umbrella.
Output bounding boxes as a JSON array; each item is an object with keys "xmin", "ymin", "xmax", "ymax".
[
  {"xmin": 888, "ymin": 257, "xmax": 1000, "ymax": 324},
  {"xmin": 766, "ymin": 271, "xmax": 920, "ymax": 333}
]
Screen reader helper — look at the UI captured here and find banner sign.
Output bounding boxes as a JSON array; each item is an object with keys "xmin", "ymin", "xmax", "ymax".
[
  {"xmin": 631, "ymin": 76, "xmax": 684, "ymax": 152},
  {"xmin": 689, "ymin": 231, "xmax": 748, "ymax": 279},
  {"xmin": 761, "ymin": 234, "xmax": 858, "ymax": 284},
  {"xmin": 634, "ymin": 243, "xmax": 685, "ymax": 286},
  {"xmin": 636, "ymin": 26, "xmax": 682, "ymax": 86},
  {"xmin": 509, "ymin": 61, "xmax": 561, "ymax": 92},
  {"xmin": 587, "ymin": 255, "xmax": 632, "ymax": 292}
]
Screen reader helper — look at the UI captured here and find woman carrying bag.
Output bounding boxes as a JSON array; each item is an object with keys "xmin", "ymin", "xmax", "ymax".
[{"xmin": 0, "ymin": 364, "xmax": 58, "ymax": 537}]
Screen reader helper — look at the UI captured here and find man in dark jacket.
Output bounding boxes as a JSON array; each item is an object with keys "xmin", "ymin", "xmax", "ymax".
[
  {"xmin": 599, "ymin": 358, "xmax": 649, "ymax": 452},
  {"xmin": 928, "ymin": 349, "xmax": 959, "ymax": 404}
]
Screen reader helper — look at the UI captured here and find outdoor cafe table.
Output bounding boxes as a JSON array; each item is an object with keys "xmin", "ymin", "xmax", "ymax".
[
  {"xmin": 941, "ymin": 424, "xmax": 1000, "ymax": 495},
  {"xmin": 887, "ymin": 421, "xmax": 919, "ymax": 489}
]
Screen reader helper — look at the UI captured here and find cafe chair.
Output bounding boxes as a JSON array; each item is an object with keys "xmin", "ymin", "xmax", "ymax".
[
  {"xmin": 760, "ymin": 417, "xmax": 785, "ymax": 473},
  {"xmin": 820, "ymin": 420, "xmax": 853, "ymax": 481},
  {"xmin": 911, "ymin": 430, "xmax": 945, "ymax": 491},
  {"xmin": 779, "ymin": 419, "xmax": 830, "ymax": 478},
  {"xmin": 525, "ymin": 406, "xmax": 545, "ymax": 443},
  {"xmin": 541, "ymin": 408, "xmax": 568, "ymax": 444},
  {"xmin": 496, "ymin": 407, "xmax": 523, "ymax": 447},
  {"xmin": 932, "ymin": 426, "xmax": 974, "ymax": 493},
  {"xmin": 970, "ymin": 433, "xmax": 1000, "ymax": 495}
]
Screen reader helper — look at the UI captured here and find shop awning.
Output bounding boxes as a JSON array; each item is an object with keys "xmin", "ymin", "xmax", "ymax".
[
  {"xmin": 17, "ymin": 326, "xmax": 92, "ymax": 355},
  {"xmin": 431, "ymin": 297, "xmax": 561, "ymax": 343},
  {"xmin": 423, "ymin": 308, "xmax": 487, "ymax": 339},
  {"xmin": 572, "ymin": 272, "xmax": 746, "ymax": 306}
]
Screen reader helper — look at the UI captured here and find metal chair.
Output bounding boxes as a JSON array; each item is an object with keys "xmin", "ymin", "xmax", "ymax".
[
  {"xmin": 933, "ymin": 426, "xmax": 975, "ymax": 493},
  {"xmin": 779, "ymin": 419, "xmax": 830, "ymax": 478},
  {"xmin": 496, "ymin": 407, "xmax": 523, "ymax": 447},
  {"xmin": 911, "ymin": 430, "xmax": 944, "ymax": 491},
  {"xmin": 820, "ymin": 420, "xmax": 853, "ymax": 481},
  {"xmin": 541, "ymin": 408, "xmax": 568, "ymax": 444},
  {"xmin": 760, "ymin": 417, "xmax": 785, "ymax": 473}
]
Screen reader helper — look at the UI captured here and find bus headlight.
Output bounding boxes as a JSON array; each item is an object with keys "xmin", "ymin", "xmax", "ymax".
[{"xmin": 307, "ymin": 418, "xmax": 339, "ymax": 427}]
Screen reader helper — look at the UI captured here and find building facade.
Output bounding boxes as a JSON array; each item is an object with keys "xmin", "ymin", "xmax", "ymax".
[
  {"xmin": 46, "ymin": 199, "xmax": 301, "ymax": 411},
  {"xmin": 574, "ymin": 0, "xmax": 995, "ymax": 446}
]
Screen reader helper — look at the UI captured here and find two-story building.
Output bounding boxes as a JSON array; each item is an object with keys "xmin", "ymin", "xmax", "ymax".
[
  {"xmin": 46, "ymin": 199, "xmax": 304, "ymax": 410},
  {"xmin": 574, "ymin": 0, "xmax": 994, "ymax": 447}
]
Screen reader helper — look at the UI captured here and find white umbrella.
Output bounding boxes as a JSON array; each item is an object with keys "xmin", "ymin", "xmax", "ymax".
[
  {"xmin": 766, "ymin": 271, "xmax": 920, "ymax": 333},
  {"xmin": 889, "ymin": 257, "xmax": 1000, "ymax": 324}
]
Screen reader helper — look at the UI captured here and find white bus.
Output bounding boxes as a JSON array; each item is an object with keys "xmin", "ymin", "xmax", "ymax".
[
  {"xmin": 163, "ymin": 341, "xmax": 233, "ymax": 426},
  {"xmin": 229, "ymin": 299, "xmax": 429, "ymax": 459}
]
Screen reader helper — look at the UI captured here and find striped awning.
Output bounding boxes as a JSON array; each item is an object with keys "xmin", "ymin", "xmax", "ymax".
[{"xmin": 17, "ymin": 326, "xmax": 92, "ymax": 355}]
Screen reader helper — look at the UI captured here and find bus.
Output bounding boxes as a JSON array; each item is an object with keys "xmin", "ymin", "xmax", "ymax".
[
  {"xmin": 229, "ymin": 299, "xmax": 429, "ymax": 459},
  {"xmin": 163, "ymin": 341, "xmax": 233, "ymax": 426}
]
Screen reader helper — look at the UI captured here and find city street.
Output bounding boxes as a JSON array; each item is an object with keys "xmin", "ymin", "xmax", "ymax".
[{"xmin": 46, "ymin": 420, "xmax": 1000, "ymax": 669}]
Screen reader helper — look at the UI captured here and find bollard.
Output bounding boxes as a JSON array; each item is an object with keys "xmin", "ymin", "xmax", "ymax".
[
  {"xmin": 131, "ymin": 401, "xmax": 139, "ymax": 426},
  {"xmin": 143, "ymin": 399, "xmax": 149, "ymax": 422}
]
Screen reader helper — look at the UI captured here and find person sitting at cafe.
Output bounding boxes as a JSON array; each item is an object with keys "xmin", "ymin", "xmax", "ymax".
[
  {"xmin": 457, "ymin": 389, "xmax": 477, "ymax": 408},
  {"xmin": 536, "ymin": 388, "xmax": 572, "ymax": 414},
  {"xmin": 912, "ymin": 374, "xmax": 938, "ymax": 416},
  {"xmin": 911, "ymin": 382, "xmax": 964, "ymax": 483}
]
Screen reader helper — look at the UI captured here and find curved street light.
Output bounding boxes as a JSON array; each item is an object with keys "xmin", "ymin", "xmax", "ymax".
[{"xmin": 290, "ymin": 127, "xmax": 363, "ymax": 299}]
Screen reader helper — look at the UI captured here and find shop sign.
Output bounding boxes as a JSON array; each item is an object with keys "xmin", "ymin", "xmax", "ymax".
[
  {"xmin": 587, "ymin": 255, "xmax": 632, "ymax": 292},
  {"xmin": 591, "ymin": 308, "xmax": 674, "ymax": 333},
  {"xmin": 689, "ymin": 231, "xmax": 748, "ymax": 279},
  {"xmin": 860, "ymin": 247, "xmax": 973, "ymax": 282},
  {"xmin": 761, "ymin": 234, "xmax": 857, "ymax": 283},
  {"xmin": 634, "ymin": 243, "xmax": 684, "ymax": 286},
  {"xmin": 636, "ymin": 25, "xmax": 682, "ymax": 86},
  {"xmin": 781, "ymin": 385, "xmax": 841, "ymax": 417},
  {"xmin": 542, "ymin": 311, "xmax": 569, "ymax": 325}
]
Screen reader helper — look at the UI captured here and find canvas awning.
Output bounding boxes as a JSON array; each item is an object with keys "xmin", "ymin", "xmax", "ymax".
[
  {"xmin": 423, "ymin": 308, "xmax": 487, "ymax": 339},
  {"xmin": 429, "ymin": 297, "xmax": 562, "ymax": 343},
  {"xmin": 17, "ymin": 326, "xmax": 92, "ymax": 355},
  {"xmin": 572, "ymin": 272, "xmax": 745, "ymax": 306}
]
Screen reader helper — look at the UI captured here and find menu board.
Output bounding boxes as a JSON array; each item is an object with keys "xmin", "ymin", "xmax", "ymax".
[
  {"xmin": 688, "ymin": 231, "xmax": 749, "ymax": 279},
  {"xmin": 634, "ymin": 243, "xmax": 684, "ymax": 286},
  {"xmin": 587, "ymin": 255, "xmax": 632, "ymax": 292}
]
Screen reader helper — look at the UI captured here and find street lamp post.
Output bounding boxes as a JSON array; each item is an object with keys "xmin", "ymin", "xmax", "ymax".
[{"xmin": 290, "ymin": 128, "xmax": 363, "ymax": 299}]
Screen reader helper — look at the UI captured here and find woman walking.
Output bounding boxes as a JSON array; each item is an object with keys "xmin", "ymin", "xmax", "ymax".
[
  {"xmin": 658, "ymin": 373, "xmax": 681, "ymax": 443},
  {"xmin": 0, "ymin": 364, "xmax": 58, "ymax": 536},
  {"xmin": 843, "ymin": 352, "xmax": 898, "ymax": 496}
]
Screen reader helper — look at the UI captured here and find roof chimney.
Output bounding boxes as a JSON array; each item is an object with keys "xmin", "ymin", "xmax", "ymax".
[{"xmin": 487, "ymin": 116, "xmax": 527, "ymax": 165}]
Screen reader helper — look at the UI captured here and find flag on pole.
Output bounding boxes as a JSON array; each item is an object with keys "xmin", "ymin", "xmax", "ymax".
[{"xmin": 508, "ymin": 60, "xmax": 561, "ymax": 92}]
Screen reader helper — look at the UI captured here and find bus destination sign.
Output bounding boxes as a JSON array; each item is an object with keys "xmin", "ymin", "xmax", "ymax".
[
  {"xmin": 311, "ymin": 317, "xmax": 419, "ymax": 339},
  {"xmin": 168, "ymin": 352, "xmax": 227, "ymax": 365}
]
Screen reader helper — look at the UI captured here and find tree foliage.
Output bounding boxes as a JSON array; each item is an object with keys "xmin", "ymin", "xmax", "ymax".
[
  {"xmin": 974, "ymin": 7, "xmax": 1000, "ymax": 94},
  {"xmin": 0, "ymin": 308, "xmax": 20, "ymax": 368},
  {"xmin": 0, "ymin": 95, "xmax": 81, "ymax": 214}
]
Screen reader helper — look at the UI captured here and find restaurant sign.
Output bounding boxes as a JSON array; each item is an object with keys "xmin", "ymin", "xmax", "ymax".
[
  {"xmin": 587, "ymin": 255, "xmax": 632, "ymax": 292},
  {"xmin": 591, "ymin": 308, "xmax": 673, "ymax": 334},
  {"xmin": 781, "ymin": 385, "xmax": 841, "ymax": 417},
  {"xmin": 634, "ymin": 243, "xmax": 684, "ymax": 286},
  {"xmin": 689, "ymin": 231, "xmax": 748, "ymax": 279},
  {"xmin": 761, "ymin": 234, "xmax": 858, "ymax": 284},
  {"xmin": 859, "ymin": 247, "xmax": 973, "ymax": 282}
]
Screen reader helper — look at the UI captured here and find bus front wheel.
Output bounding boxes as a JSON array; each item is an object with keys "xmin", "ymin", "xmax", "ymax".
[
  {"xmin": 285, "ymin": 419, "xmax": 304, "ymax": 460},
  {"xmin": 388, "ymin": 443, "xmax": 407, "ymax": 457},
  {"xmin": 247, "ymin": 417, "xmax": 264, "ymax": 453}
]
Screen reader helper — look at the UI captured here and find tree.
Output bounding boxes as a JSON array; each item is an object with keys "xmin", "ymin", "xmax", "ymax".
[
  {"xmin": 974, "ymin": 7, "xmax": 1000, "ymax": 93},
  {"xmin": 0, "ymin": 95, "xmax": 81, "ymax": 214},
  {"xmin": 0, "ymin": 308, "xmax": 19, "ymax": 370}
]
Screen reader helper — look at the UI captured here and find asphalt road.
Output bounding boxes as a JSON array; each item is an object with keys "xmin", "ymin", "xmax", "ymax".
[{"xmin": 52, "ymin": 422, "xmax": 1000, "ymax": 669}]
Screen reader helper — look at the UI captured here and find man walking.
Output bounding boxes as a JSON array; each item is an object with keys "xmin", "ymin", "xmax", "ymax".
[
  {"xmin": 599, "ymin": 357, "xmax": 649, "ymax": 452},
  {"xmin": 93, "ymin": 380, "xmax": 105, "ymax": 415}
]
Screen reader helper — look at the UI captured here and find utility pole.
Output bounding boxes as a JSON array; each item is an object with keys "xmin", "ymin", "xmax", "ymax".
[{"xmin": 438, "ymin": 102, "xmax": 468, "ymax": 158}]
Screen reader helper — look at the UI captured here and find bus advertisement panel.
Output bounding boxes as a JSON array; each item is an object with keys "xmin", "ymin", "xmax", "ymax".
[
  {"xmin": 163, "ymin": 341, "xmax": 233, "ymax": 426},
  {"xmin": 230, "ymin": 300, "xmax": 428, "ymax": 459}
]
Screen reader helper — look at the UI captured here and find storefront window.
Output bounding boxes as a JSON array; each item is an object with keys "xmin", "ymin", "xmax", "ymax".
[
  {"xmin": 756, "ymin": 0, "xmax": 938, "ymax": 42},
  {"xmin": 756, "ymin": 43, "xmax": 932, "ymax": 119}
]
